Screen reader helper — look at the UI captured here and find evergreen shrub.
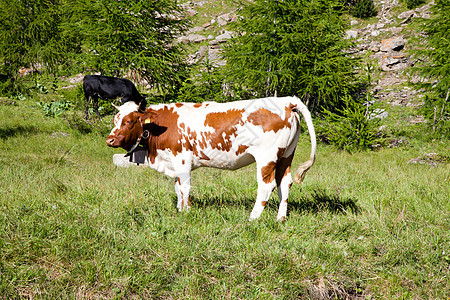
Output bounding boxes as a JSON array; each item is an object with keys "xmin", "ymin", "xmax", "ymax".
[
  {"xmin": 351, "ymin": 0, "xmax": 377, "ymax": 18},
  {"xmin": 317, "ymin": 96, "xmax": 386, "ymax": 152},
  {"xmin": 403, "ymin": 0, "xmax": 425, "ymax": 9},
  {"xmin": 410, "ymin": 0, "xmax": 449, "ymax": 138}
]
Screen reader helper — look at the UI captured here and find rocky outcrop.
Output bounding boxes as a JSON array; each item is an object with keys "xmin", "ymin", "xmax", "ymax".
[
  {"xmin": 342, "ymin": 0, "xmax": 434, "ymax": 107},
  {"xmin": 178, "ymin": 1, "xmax": 238, "ymax": 66}
]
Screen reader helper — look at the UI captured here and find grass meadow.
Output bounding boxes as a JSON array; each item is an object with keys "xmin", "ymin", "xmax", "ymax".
[{"xmin": 0, "ymin": 93, "xmax": 449, "ymax": 299}]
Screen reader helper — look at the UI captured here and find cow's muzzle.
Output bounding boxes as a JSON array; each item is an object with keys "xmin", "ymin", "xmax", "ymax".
[{"xmin": 106, "ymin": 135, "xmax": 119, "ymax": 147}]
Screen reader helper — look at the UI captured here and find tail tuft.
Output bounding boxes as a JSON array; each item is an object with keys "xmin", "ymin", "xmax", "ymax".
[
  {"xmin": 291, "ymin": 96, "xmax": 316, "ymax": 184},
  {"xmin": 293, "ymin": 158, "xmax": 315, "ymax": 184}
]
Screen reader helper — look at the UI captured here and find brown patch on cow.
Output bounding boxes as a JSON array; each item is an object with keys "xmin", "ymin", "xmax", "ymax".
[
  {"xmin": 275, "ymin": 152, "xmax": 295, "ymax": 186},
  {"xmin": 236, "ymin": 145, "xmax": 249, "ymax": 156},
  {"xmin": 204, "ymin": 109, "xmax": 245, "ymax": 152},
  {"xmin": 193, "ymin": 103, "xmax": 202, "ymax": 108},
  {"xmin": 247, "ymin": 108, "xmax": 290, "ymax": 133},
  {"xmin": 141, "ymin": 106, "xmax": 183, "ymax": 163},
  {"xmin": 182, "ymin": 160, "xmax": 185, "ymax": 164},
  {"xmin": 285, "ymin": 103, "xmax": 297, "ymax": 120},
  {"xmin": 261, "ymin": 161, "xmax": 276, "ymax": 184},
  {"xmin": 261, "ymin": 201, "xmax": 268, "ymax": 207},
  {"xmin": 175, "ymin": 103, "xmax": 183, "ymax": 108},
  {"xmin": 204, "ymin": 109, "xmax": 243, "ymax": 129},
  {"xmin": 183, "ymin": 127, "xmax": 205, "ymax": 159}
]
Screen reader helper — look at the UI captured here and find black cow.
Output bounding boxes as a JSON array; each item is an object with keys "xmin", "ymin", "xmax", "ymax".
[{"xmin": 83, "ymin": 75, "xmax": 145, "ymax": 118}]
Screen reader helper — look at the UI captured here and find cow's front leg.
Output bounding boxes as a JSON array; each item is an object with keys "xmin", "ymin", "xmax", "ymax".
[
  {"xmin": 174, "ymin": 173, "xmax": 192, "ymax": 211},
  {"xmin": 173, "ymin": 154, "xmax": 193, "ymax": 211}
]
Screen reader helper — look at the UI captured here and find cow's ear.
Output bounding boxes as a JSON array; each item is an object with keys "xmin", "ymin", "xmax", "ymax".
[
  {"xmin": 144, "ymin": 122, "xmax": 167, "ymax": 136},
  {"xmin": 140, "ymin": 111, "xmax": 167, "ymax": 136},
  {"xmin": 138, "ymin": 99, "xmax": 147, "ymax": 113}
]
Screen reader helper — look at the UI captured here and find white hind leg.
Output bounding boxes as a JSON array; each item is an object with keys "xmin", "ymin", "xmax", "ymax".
[
  {"xmin": 249, "ymin": 160, "xmax": 277, "ymax": 220},
  {"xmin": 275, "ymin": 153, "xmax": 295, "ymax": 221}
]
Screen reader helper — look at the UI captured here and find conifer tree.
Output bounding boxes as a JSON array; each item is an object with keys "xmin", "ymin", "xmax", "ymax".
[
  {"xmin": 411, "ymin": 0, "xmax": 449, "ymax": 137},
  {"xmin": 0, "ymin": 0, "xmax": 64, "ymax": 82},
  {"xmin": 222, "ymin": 0, "xmax": 360, "ymax": 111},
  {"xmin": 61, "ymin": 0, "xmax": 189, "ymax": 93},
  {"xmin": 0, "ymin": 0, "xmax": 189, "ymax": 95}
]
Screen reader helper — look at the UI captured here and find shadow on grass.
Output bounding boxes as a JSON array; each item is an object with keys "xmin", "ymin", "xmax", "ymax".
[
  {"xmin": 290, "ymin": 189, "xmax": 360, "ymax": 215},
  {"xmin": 184, "ymin": 189, "xmax": 360, "ymax": 215},
  {"xmin": 175, "ymin": 195, "xmax": 257, "ymax": 211},
  {"xmin": 0, "ymin": 125, "xmax": 39, "ymax": 139}
]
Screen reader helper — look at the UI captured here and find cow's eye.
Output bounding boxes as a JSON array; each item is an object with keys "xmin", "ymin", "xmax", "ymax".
[{"xmin": 122, "ymin": 120, "xmax": 133, "ymax": 128}]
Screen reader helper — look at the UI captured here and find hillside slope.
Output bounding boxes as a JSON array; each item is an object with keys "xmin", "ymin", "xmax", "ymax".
[{"xmin": 179, "ymin": 0, "xmax": 434, "ymax": 122}]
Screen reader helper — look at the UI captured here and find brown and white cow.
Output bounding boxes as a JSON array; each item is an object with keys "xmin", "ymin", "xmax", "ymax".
[{"xmin": 106, "ymin": 96, "xmax": 316, "ymax": 221}]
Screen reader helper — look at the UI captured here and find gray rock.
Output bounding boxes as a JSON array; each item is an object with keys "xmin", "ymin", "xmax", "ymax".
[
  {"xmin": 380, "ymin": 37, "xmax": 406, "ymax": 52},
  {"xmin": 215, "ymin": 31, "xmax": 232, "ymax": 42},
  {"xmin": 369, "ymin": 41, "xmax": 379, "ymax": 52},
  {"xmin": 180, "ymin": 33, "xmax": 207, "ymax": 44},
  {"xmin": 113, "ymin": 154, "xmax": 147, "ymax": 167},
  {"xmin": 345, "ymin": 30, "xmax": 358, "ymax": 39},
  {"xmin": 198, "ymin": 46, "xmax": 208, "ymax": 58},
  {"xmin": 398, "ymin": 10, "xmax": 415, "ymax": 19},
  {"xmin": 390, "ymin": 27, "xmax": 403, "ymax": 34},
  {"xmin": 217, "ymin": 13, "xmax": 232, "ymax": 27}
]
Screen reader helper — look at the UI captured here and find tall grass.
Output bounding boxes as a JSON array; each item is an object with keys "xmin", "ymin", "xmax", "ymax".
[{"xmin": 0, "ymin": 97, "xmax": 449, "ymax": 298}]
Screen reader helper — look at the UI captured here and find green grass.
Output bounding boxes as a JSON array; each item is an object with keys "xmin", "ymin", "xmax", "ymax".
[{"xmin": 0, "ymin": 92, "xmax": 449, "ymax": 299}]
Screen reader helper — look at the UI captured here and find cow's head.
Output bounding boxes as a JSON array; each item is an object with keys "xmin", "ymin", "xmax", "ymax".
[{"xmin": 106, "ymin": 101, "xmax": 163, "ymax": 151}]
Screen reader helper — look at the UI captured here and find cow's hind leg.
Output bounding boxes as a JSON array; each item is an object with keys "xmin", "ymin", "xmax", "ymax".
[
  {"xmin": 249, "ymin": 160, "xmax": 277, "ymax": 220},
  {"xmin": 84, "ymin": 96, "xmax": 91, "ymax": 120},
  {"xmin": 93, "ymin": 95, "xmax": 101, "ymax": 118},
  {"xmin": 275, "ymin": 154, "xmax": 295, "ymax": 221}
]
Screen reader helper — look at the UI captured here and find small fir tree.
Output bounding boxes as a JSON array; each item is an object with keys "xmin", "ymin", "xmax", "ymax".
[
  {"xmin": 317, "ymin": 96, "xmax": 385, "ymax": 152},
  {"xmin": 402, "ymin": 0, "xmax": 426, "ymax": 9},
  {"xmin": 351, "ymin": 0, "xmax": 377, "ymax": 19}
]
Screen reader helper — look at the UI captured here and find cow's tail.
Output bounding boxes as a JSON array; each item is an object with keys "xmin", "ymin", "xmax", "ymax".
[{"xmin": 292, "ymin": 97, "xmax": 316, "ymax": 184}]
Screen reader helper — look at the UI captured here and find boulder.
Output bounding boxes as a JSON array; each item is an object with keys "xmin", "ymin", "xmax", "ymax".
[
  {"xmin": 397, "ymin": 10, "xmax": 415, "ymax": 19},
  {"xmin": 345, "ymin": 30, "xmax": 358, "ymax": 39},
  {"xmin": 215, "ymin": 31, "xmax": 232, "ymax": 42},
  {"xmin": 380, "ymin": 53, "xmax": 409, "ymax": 71},
  {"xmin": 380, "ymin": 37, "xmax": 406, "ymax": 52},
  {"xmin": 217, "ymin": 13, "xmax": 232, "ymax": 27},
  {"xmin": 180, "ymin": 33, "xmax": 207, "ymax": 44}
]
